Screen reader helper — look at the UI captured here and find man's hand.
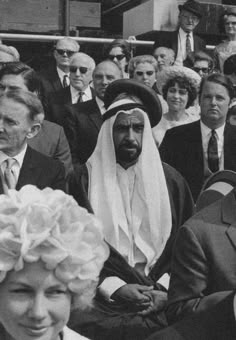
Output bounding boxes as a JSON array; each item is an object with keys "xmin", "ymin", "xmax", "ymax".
[
  {"xmin": 138, "ymin": 290, "xmax": 167, "ymax": 316},
  {"xmin": 111, "ymin": 283, "xmax": 153, "ymax": 308}
]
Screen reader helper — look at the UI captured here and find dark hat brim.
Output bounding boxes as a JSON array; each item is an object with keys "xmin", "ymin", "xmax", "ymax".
[
  {"xmin": 103, "ymin": 79, "xmax": 162, "ymax": 127},
  {"xmin": 195, "ymin": 170, "xmax": 236, "ymax": 212}
]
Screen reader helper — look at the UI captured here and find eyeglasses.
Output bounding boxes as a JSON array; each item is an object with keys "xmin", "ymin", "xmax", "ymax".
[
  {"xmin": 108, "ymin": 54, "xmax": 125, "ymax": 61},
  {"xmin": 69, "ymin": 66, "xmax": 89, "ymax": 74},
  {"xmin": 181, "ymin": 14, "xmax": 199, "ymax": 22},
  {"xmin": 55, "ymin": 49, "xmax": 76, "ymax": 57},
  {"xmin": 193, "ymin": 67, "xmax": 209, "ymax": 74},
  {"xmin": 135, "ymin": 71, "xmax": 155, "ymax": 76},
  {"xmin": 168, "ymin": 87, "xmax": 188, "ymax": 95},
  {"xmin": 225, "ymin": 21, "xmax": 236, "ymax": 27}
]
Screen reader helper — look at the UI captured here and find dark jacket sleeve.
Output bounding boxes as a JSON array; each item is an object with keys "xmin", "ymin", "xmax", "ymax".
[{"xmin": 166, "ymin": 214, "xmax": 234, "ymax": 324}]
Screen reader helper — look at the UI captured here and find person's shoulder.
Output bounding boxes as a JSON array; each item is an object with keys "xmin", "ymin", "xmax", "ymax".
[
  {"xmin": 27, "ymin": 146, "xmax": 64, "ymax": 168},
  {"xmin": 42, "ymin": 120, "xmax": 63, "ymax": 133},
  {"xmin": 163, "ymin": 120, "xmax": 199, "ymax": 140}
]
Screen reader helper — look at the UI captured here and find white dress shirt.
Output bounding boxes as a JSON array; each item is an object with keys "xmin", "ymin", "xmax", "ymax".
[
  {"xmin": 95, "ymin": 96, "xmax": 106, "ymax": 115},
  {"xmin": 70, "ymin": 85, "xmax": 93, "ymax": 104},
  {"xmin": 57, "ymin": 67, "xmax": 70, "ymax": 87},
  {"xmin": 175, "ymin": 28, "xmax": 194, "ymax": 66}
]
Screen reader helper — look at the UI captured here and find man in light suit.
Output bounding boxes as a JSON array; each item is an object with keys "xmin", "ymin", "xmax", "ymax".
[
  {"xmin": 48, "ymin": 52, "xmax": 96, "ymax": 126},
  {"xmin": 154, "ymin": 0, "xmax": 206, "ymax": 67},
  {"xmin": 64, "ymin": 59, "xmax": 123, "ymax": 166},
  {"xmin": 0, "ymin": 89, "xmax": 65, "ymax": 193},
  {"xmin": 160, "ymin": 73, "xmax": 236, "ymax": 201}
]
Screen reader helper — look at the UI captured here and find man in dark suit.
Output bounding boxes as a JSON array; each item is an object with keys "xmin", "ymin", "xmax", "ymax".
[
  {"xmin": 0, "ymin": 62, "xmax": 73, "ymax": 178},
  {"xmin": 154, "ymin": 0, "xmax": 205, "ymax": 67},
  {"xmin": 48, "ymin": 52, "xmax": 96, "ymax": 126},
  {"xmin": 64, "ymin": 59, "xmax": 123, "ymax": 166},
  {"xmin": 39, "ymin": 37, "xmax": 80, "ymax": 101},
  {"xmin": 146, "ymin": 291, "xmax": 236, "ymax": 340},
  {"xmin": 165, "ymin": 187, "xmax": 236, "ymax": 327},
  {"xmin": 0, "ymin": 89, "xmax": 65, "ymax": 193},
  {"xmin": 160, "ymin": 73, "xmax": 236, "ymax": 201}
]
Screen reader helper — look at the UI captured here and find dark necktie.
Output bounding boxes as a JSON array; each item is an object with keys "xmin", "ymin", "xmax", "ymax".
[
  {"xmin": 63, "ymin": 74, "xmax": 69, "ymax": 88},
  {"xmin": 77, "ymin": 92, "xmax": 84, "ymax": 103},
  {"xmin": 207, "ymin": 130, "xmax": 219, "ymax": 173},
  {"xmin": 186, "ymin": 33, "xmax": 192, "ymax": 56}
]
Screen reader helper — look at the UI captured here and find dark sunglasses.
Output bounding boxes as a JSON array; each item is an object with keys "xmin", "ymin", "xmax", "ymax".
[
  {"xmin": 69, "ymin": 66, "xmax": 89, "ymax": 74},
  {"xmin": 108, "ymin": 54, "xmax": 125, "ymax": 61},
  {"xmin": 56, "ymin": 49, "xmax": 75, "ymax": 57},
  {"xmin": 135, "ymin": 71, "xmax": 155, "ymax": 76},
  {"xmin": 193, "ymin": 67, "xmax": 209, "ymax": 74}
]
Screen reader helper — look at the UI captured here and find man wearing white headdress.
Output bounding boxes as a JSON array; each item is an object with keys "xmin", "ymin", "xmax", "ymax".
[{"xmin": 69, "ymin": 79, "xmax": 194, "ymax": 340}]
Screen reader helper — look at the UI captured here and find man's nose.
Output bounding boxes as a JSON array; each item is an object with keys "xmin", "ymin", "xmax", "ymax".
[{"xmin": 127, "ymin": 128, "xmax": 135, "ymax": 140}]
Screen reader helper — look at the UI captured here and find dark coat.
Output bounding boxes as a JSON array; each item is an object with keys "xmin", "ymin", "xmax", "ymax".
[
  {"xmin": 154, "ymin": 30, "xmax": 206, "ymax": 63},
  {"xmin": 47, "ymin": 86, "xmax": 96, "ymax": 126},
  {"xmin": 0, "ymin": 146, "xmax": 66, "ymax": 193},
  {"xmin": 28, "ymin": 120, "xmax": 73, "ymax": 178},
  {"xmin": 159, "ymin": 121, "xmax": 236, "ymax": 201},
  {"xmin": 146, "ymin": 291, "xmax": 236, "ymax": 340},
  {"xmin": 39, "ymin": 65, "xmax": 63, "ymax": 97},
  {"xmin": 166, "ymin": 189, "xmax": 236, "ymax": 325},
  {"xmin": 64, "ymin": 98, "xmax": 103, "ymax": 166},
  {"xmin": 68, "ymin": 162, "xmax": 194, "ymax": 340}
]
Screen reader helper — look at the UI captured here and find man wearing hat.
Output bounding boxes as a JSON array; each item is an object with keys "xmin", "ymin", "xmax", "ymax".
[
  {"xmin": 68, "ymin": 79, "xmax": 194, "ymax": 340},
  {"xmin": 154, "ymin": 0, "xmax": 206, "ymax": 67}
]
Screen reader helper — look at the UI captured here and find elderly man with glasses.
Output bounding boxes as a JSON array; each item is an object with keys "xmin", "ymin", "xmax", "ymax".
[
  {"xmin": 46, "ymin": 52, "xmax": 96, "ymax": 126},
  {"xmin": 154, "ymin": 0, "xmax": 206, "ymax": 67}
]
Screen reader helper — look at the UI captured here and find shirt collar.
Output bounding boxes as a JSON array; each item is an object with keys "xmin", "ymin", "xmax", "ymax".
[
  {"xmin": 179, "ymin": 27, "xmax": 193, "ymax": 38},
  {"xmin": 56, "ymin": 67, "xmax": 69, "ymax": 83},
  {"xmin": 0, "ymin": 144, "xmax": 27, "ymax": 168},
  {"xmin": 200, "ymin": 120, "xmax": 225, "ymax": 139}
]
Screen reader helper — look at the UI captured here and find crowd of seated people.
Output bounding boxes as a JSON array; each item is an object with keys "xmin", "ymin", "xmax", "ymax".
[{"xmin": 0, "ymin": 0, "xmax": 235, "ymax": 339}]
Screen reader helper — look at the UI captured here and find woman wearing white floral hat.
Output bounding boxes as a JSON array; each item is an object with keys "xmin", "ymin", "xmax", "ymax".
[
  {"xmin": 153, "ymin": 65, "xmax": 201, "ymax": 146},
  {"xmin": 0, "ymin": 185, "xmax": 109, "ymax": 340}
]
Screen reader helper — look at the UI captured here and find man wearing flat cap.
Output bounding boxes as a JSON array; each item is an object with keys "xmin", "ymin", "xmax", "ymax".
[
  {"xmin": 154, "ymin": 0, "xmax": 206, "ymax": 67},
  {"xmin": 69, "ymin": 79, "xmax": 194, "ymax": 340}
]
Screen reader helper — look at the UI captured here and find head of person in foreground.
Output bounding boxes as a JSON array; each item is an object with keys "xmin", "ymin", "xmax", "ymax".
[{"xmin": 0, "ymin": 185, "xmax": 109, "ymax": 340}]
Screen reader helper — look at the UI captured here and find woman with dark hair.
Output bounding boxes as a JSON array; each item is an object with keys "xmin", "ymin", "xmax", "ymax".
[
  {"xmin": 106, "ymin": 39, "xmax": 131, "ymax": 78},
  {"xmin": 153, "ymin": 66, "xmax": 201, "ymax": 146},
  {"xmin": 213, "ymin": 7, "xmax": 236, "ymax": 73}
]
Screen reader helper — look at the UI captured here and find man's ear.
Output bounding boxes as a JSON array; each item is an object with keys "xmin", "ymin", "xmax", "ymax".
[{"xmin": 26, "ymin": 122, "xmax": 41, "ymax": 140}]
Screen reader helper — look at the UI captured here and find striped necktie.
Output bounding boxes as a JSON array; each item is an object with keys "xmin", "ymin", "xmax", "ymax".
[
  {"xmin": 186, "ymin": 33, "xmax": 192, "ymax": 56},
  {"xmin": 1, "ymin": 158, "xmax": 17, "ymax": 193},
  {"xmin": 77, "ymin": 92, "xmax": 84, "ymax": 103}
]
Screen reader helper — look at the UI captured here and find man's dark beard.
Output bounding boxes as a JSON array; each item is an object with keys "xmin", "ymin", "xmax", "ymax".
[{"xmin": 115, "ymin": 141, "xmax": 142, "ymax": 164}]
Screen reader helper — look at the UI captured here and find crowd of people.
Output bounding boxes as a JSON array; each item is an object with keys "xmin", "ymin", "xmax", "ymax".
[{"xmin": 0, "ymin": 0, "xmax": 235, "ymax": 339}]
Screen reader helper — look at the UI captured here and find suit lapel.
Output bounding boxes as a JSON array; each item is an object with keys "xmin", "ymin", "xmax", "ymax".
[
  {"xmin": 224, "ymin": 124, "xmax": 236, "ymax": 170},
  {"xmin": 16, "ymin": 147, "xmax": 42, "ymax": 189},
  {"xmin": 222, "ymin": 189, "xmax": 236, "ymax": 249},
  {"xmin": 87, "ymin": 99, "xmax": 103, "ymax": 131}
]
